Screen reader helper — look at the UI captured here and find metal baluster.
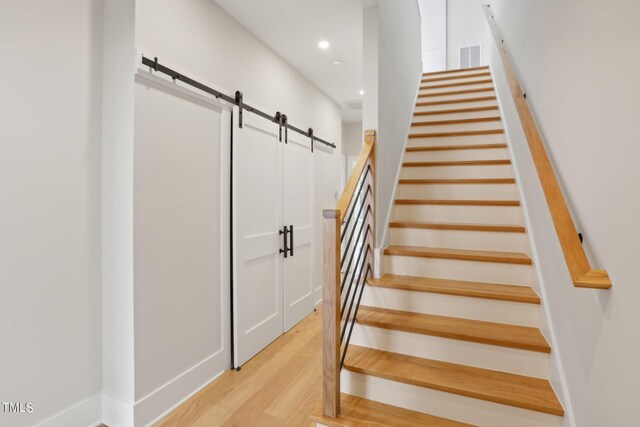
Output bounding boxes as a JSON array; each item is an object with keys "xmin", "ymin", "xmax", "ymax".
[
  {"xmin": 340, "ymin": 166, "xmax": 372, "ymax": 240},
  {"xmin": 340, "ymin": 191, "xmax": 371, "ymax": 265},
  {"xmin": 340, "ymin": 234, "xmax": 372, "ymax": 318},
  {"xmin": 340, "ymin": 264, "xmax": 372, "ymax": 369},
  {"xmin": 339, "ymin": 246, "xmax": 371, "ymax": 344}
]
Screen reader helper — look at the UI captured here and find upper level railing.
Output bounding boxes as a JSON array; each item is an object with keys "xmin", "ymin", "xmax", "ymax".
[
  {"xmin": 322, "ymin": 130, "xmax": 376, "ymax": 418},
  {"xmin": 483, "ymin": 5, "xmax": 611, "ymax": 290}
]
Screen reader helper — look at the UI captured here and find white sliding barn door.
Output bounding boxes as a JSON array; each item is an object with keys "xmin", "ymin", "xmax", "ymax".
[
  {"xmin": 232, "ymin": 108, "xmax": 316, "ymax": 366},
  {"xmin": 282, "ymin": 134, "xmax": 315, "ymax": 331},
  {"xmin": 232, "ymin": 111, "xmax": 284, "ymax": 367}
]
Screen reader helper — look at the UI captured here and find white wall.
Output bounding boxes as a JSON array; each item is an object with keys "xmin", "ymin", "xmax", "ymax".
[
  {"xmin": 0, "ymin": 1, "xmax": 103, "ymax": 426},
  {"xmin": 447, "ymin": 0, "xmax": 485, "ymax": 69},
  {"xmin": 375, "ymin": 0, "xmax": 423, "ymax": 245},
  {"xmin": 483, "ymin": 1, "xmax": 640, "ymax": 425},
  {"xmin": 132, "ymin": 77, "xmax": 230, "ymax": 426},
  {"xmin": 101, "ymin": 1, "xmax": 136, "ymax": 425},
  {"xmin": 362, "ymin": 6, "xmax": 379, "ymax": 134},
  {"xmin": 342, "ymin": 122, "xmax": 364, "ymax": 187},
  {"xmin": 342, "ymin": 122, "xmax": 364, "ymax": 157},
  {"xmin": 418, "ymin": 0, "xmax": 447, "ymax": 72}
]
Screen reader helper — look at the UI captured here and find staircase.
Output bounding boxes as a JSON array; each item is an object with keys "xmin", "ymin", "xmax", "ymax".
[{"xmin": 312, "ymin": 66, "xmax": 565, "ymax": 426}]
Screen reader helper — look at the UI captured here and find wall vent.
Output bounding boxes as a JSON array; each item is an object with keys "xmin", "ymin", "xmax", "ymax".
[
  {"xmin": 345, "ymin": 99, "xmax": 363, "ymax": 110},
  {"xmin": 460, "ymin": 45, "xmax": 481, "ymax": 69}
]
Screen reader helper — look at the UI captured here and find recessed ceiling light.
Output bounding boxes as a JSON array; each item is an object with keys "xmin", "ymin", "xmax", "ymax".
[
  {"xmin": 359, "ymin": 90, "xmax": 364, "ymax": 96},
  {"xmin": 331, "ymin": 59, "xmax": 343, "ymax": 67},
  {"xmin": 318, "ymin": 40, "xmax": 330, "ymax": 49}
]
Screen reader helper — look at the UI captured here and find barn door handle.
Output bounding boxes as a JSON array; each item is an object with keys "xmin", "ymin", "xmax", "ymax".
[
  {"xmin": 279, "ymin": 226, "xmax": 289, "ymax": 258},
  {"xmin": 288, "ymin": 225, "xmax": 294, "ymax": 257}
]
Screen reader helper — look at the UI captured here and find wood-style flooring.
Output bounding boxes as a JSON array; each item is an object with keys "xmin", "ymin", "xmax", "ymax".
[{"xmin": 156, "ymin": 309, "xmax": 322, "ymax": 426}]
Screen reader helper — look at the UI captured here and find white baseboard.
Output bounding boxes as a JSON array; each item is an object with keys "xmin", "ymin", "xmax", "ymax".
[
  {"xmin": 33, "ymin": 392, "xmax": 102, "ymax": 427},
  {"xmin": 134, "ymin": 350, "xmax": 226, "ymax": 427},
  {"xmin": 99, "ymin": 350, "xmax": 226, "ymax": 427},
  {"xmin": 102, "ymin": 393, "xmax": 134, "ymax": 427}
]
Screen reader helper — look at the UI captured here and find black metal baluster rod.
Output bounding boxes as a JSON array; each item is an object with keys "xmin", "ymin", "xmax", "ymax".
[
  {"xmin": 340, "ymin": 193, "xmax": 371, "ymax": 264},
  {"xmin": 340, "ymin": 166, "xmax": 372, "ymax": 240},
  {"xmin": 340, "ymin": 205, "xmax": 373, "ymax": 298},
  {"xmin": 340, "ymin": 204, "xmax": 372, "ymax": 272},
  {"xmin": 340, "ymin": 223, "xmax": 368, "ymax": 296},
  {"xmin": 339, "ymin": 204, "xmax": 371, "ymax": 295},
  {"xmin": 340, "ymin": 170, "xmax": 371, "ymax": 259},
  {"xmin": 340, "ymin": 227, "xmax": 371, "ymax": 308},
  {"xmin": 340, "ymin": 174, "xmax": 368, "ymax": 256},
  {"xmin": 340, "ymin": 235, "xmax": 371, "ymax": 318},
  {"xmin": 339, "ymin": 245, "xmax": 371, "ymax": 344},
  {"xmin": 340, "ymin": 264, "xmax": 372, "ymax": 369}
]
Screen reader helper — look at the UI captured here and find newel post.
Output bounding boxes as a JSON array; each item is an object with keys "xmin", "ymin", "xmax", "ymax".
[{"xmin": 322, "ymin": 209, "xmax": 341, "ymax": 417}]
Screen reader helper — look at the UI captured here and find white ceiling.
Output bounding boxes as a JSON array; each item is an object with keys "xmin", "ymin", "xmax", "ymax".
[{"xmin": 213, "ymin": 0, "xmax": 376, "ymax": 123}]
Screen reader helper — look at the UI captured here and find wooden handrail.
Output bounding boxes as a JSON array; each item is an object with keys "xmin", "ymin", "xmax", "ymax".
[
  {"xmin": 322, "ymin": 130, "xmax": 376, "ymax": 418},
  {"xmin": 336, "ymin": 130, "xmax": 376, "ymax": 218},
  {"xmin": 483, "ymin": 5, "xmax": 611, "ymax": 289}
]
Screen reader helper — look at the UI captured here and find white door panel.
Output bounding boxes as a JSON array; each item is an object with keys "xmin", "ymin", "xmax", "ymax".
[
  {"xmin": 283, "ymin": 135, "xmax": 314, "ymax": 331},
  {"xmin": 233, "ymin": 110, "xmax": 283, "ymax": 367},
  {"xmin": 233, "ymin": 110, "xmax": 315, "ymax": 364}
]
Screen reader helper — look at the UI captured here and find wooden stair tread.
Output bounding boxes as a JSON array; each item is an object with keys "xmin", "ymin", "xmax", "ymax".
[
  {"xmin": 419, "ymin": 87, "xmax": 494, "ymax": 98},
  {"xmin": 406, "ymin": 143, "xmax": 507, "ymax": 152},
  {"xmin": 357, "ymin": 306, "xmax": 550, "ymax": 352},
  {"xmin": 310, "ymin": 394, "xmax": 474, "ymax": 427},
  {"xmin": 414, "ymin": 106, "xmax": 498, "ymax": 116},
  {"xmin": 399, "ymin": 178, "xmax": 515, "ymax": 184},
  {"xmin": 344, "ymin": 346, "xmax": 564, "ymax": 416},
  {"xmin": 384, "ymin": 245, "xmax": 532, "ymax": 265},
  {"xmin": 412, "ymin": 117, "xmax": 501, "ymax": 126},
  {"xmin": 367, "ymin": 274, "xmax": 541, "ymax": 304},
  {"xmin": 420, "ymin": 79, "xmax": 494, "ymax": 90},
  {"xmin": 403, "ymin": 159, "xmax": 510, "ymax": 166},
  {"xmin": 422, "ymin": 66, "xmax": 489, "ymax": 77},
  {"xmin": 395, "ymin": 199, "xmax": 520, "ymax": 206},
  {"xmin": 421, "ymin": 71, "xmax": 491, "ymax": 83},
  {"xmin": 389, "ymin": 220, "xmax": 525, "ymax": 233},
  {"xmin": 416, "ymin": 96, "xmax": 497, "ymax": 107},
  {"xmin": 409, "ymin": 129, "xmax": 504, "ymax": 138}
]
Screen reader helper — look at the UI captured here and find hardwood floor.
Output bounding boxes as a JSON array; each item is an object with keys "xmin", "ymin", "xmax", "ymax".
[{"xmin": 156, "ymin": 308, "xmax": 322, "ymax": 426}]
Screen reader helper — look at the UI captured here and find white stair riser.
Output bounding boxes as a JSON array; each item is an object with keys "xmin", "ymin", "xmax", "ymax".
[
  {"xmin": 384, "ymin": 255, "xmax": 532, "ymax": 285},
  {"xmin": 350, "ymin": 325, "xmax": 549, "ymax": 377},
  {"xmin": 411, "ymin": 121, "xmax": 503, "ymax": 134},
  {"xmin": 413, "ymin": 109, "xmax": 500, "ymax": 121},
  {"xmin": 396, "ymin": 182, "xmax": 517, "ymax": 199},
  {"xmin": 360, "ymin": 286, "xmax": 541, "ymax": 327},
  {"xmin": 394, "ymin": 204, "xmax": 522, "ymax": 224},
  {"xmin": 422, "ymin": 73, "xmax": 492, "ymax": 85},
  {"xmin": 404, "ymin": 147, "xmax": 508, "ymax": 162},
  {"xmin": 407, "ymin": 133, "xmax": 505, "ymax": 147},
  {"xmin": 423, "ymin": 69, "xmax": 490, "ymax": 79},
  {"xmin": 389, "ymin": 228, "xmax": 527, "ymax": 252},
  {"xmin": 400, "ymin": 165, "xmax": 513, "ymax": 179},
  {"xmin": 415, "ymin": 100, "xmax": 498, "ymax": 113},
  {"xmin": 341, "ymin": 371, "xmax": 563, "ymax": 427},
  {"xmin": 419, "ymin": 83, "xmax": 494, "ymax": 96}
]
